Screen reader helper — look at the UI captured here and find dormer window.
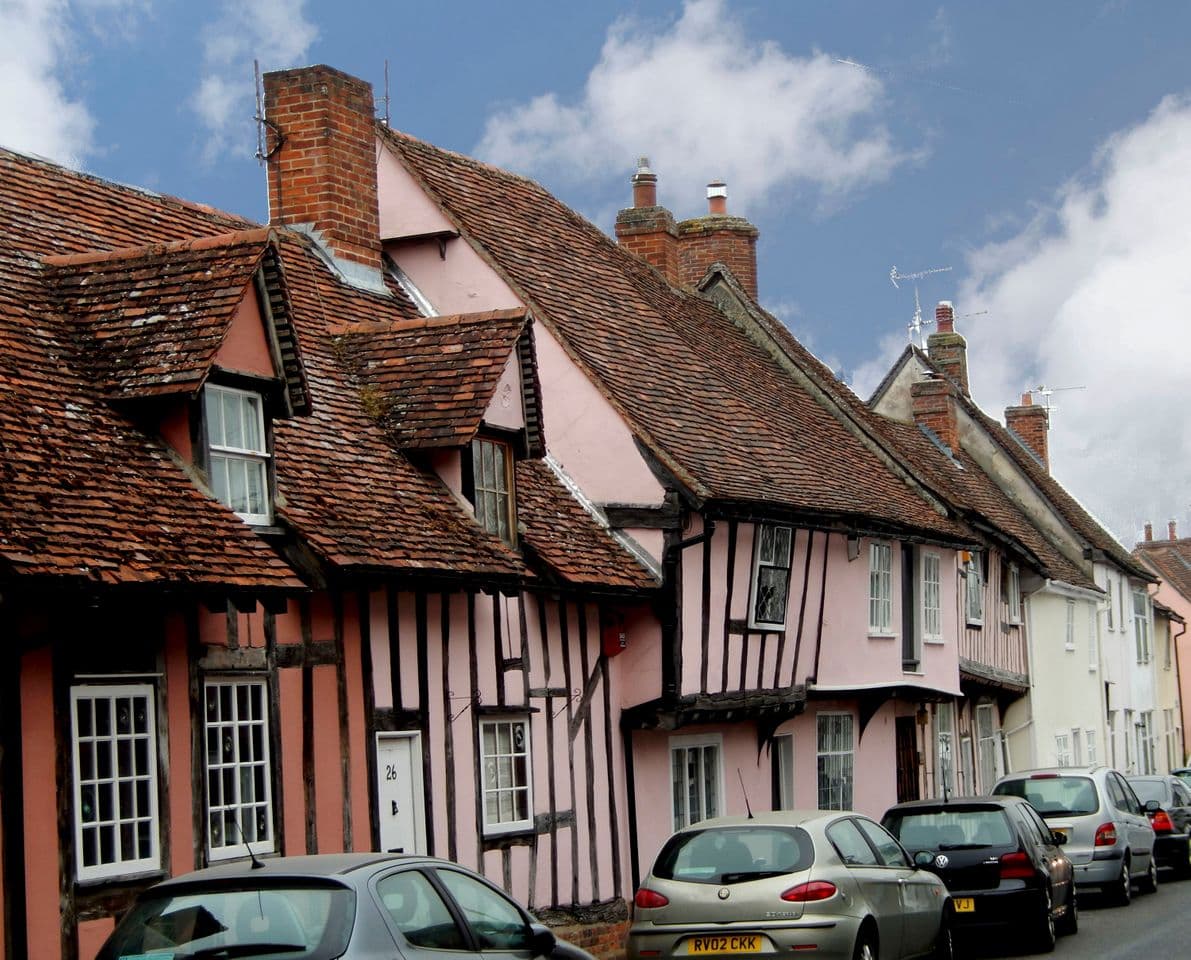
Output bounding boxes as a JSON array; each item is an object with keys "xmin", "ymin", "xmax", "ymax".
[
  {"xmin": 471, "ymin": 436, "xmax": 515, "ymax": 544},
  {"xmin": 204, "ymin": 384, "xmax": 271, "ymax": 525}
]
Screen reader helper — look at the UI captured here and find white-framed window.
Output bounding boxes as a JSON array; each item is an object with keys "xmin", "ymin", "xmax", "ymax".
[
  {"xmin": 1065, "ymin": 599, "xmax": 1076, "ymax": 651},
  {"xmin": 964, "ymin": 553, "xmax": 984, "ymax": 625},
  {"xmin": 921, "ymin": 552, "xmax": 942, "ymax": 642},
  {"xmin": 71, "ymin": 684, "xmax": 160, "ymax": 882},
  {"xmin": 868, "ymin": 542, "xmax": 893, "ymax": 634},
  {"xmin": 976, "ymin": 703, "xmax": 1000, "ymax": 790},
  {"xmin": 204, "ymin": 678, "xmax": 275, "ymax": 860},
  {"xmin": 1164, "ymin": 622, "xmax": 1173, "ymax": 670},
  {"xmin": 816, "ymin": 713, "xmax": 854, "ymax": 810},
  {"xmin": 773, "ymin": 733, "xmax": 795, "ymax": 810},
  {"xmin": 959, "ymin": 734, "xmax": 975, "ymax": 795},
  {"xmin": 1133, "ymin": 590, "xmax": 1150, "ymax": 664},
  {"xmin": 204, "ymin": 384, "xmax": 271, "ymax": 524},
  {"xmin": 1086, "ymin": 729, "xmax": 1097, "ymax": 765},
  {"xmin": 480, "ymin": 717, "xmax": 533, "ymax": 835},
  {"xmin": 671, "ymin": 734, "xmax": 722, "ymax": 830},
  {"xmin": 1006, "ymin": 563, "xmax": 1022, "ymax": 623},
  {"xmin": 1088, "ymin": 603, "xmax": 1098, "ymax": 670},
  {"xmin": 750, "ymin": 524, "xmax": 793, "ymax": 628},
  {"xmin": 471, "ymin": 437, "xmax": 516, "ymax": 545},
  {"xmin": 1071, "ymin": 728, "xmax": 1083, "ymax": 766},
  {"xmin": 1165, "ymin": 709, "xmax": 1178, "ymax": 770},
  {"xmin": 1106, "ymin": 579, "xmax": 1114, "ymax": 630},
  {"xmin": 1055, "ymin": 732, "xmax": 1072, "ymax": 768},
  {"xmin": 935, "ymin": 702, "xmax": 954, "ymax": 798}
]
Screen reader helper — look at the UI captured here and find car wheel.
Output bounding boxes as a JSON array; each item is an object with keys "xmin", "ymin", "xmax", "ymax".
[
  {"xmin": 1109, "ymin": 856, "xmax": 1132, "ymax": 906},
  {"xmin": 852, "ymin": 926, "xmax": 877, "ymax": 960},
  {"xmin": 1056, "ymin": 889, "xmax": 1078, "ymax": 936},
  {"xmin": 1140, "ymin": 854, "xmax": 1159, "ymax": 894},
  {"xmin": 1031, "ymin": 887, "xmax": 1056, "ymax": 953},
  {"xmin": 933, "ymin": 907, "xmax": 955, "ymax": 960}
]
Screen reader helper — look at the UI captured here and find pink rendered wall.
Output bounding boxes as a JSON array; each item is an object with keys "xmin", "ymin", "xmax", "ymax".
[
  {"xmin": 212, "ymin": 283, "xmax": 275, "ymax": 378},
  {"xmin": 21, "ymin": 648, "xmax": 58, "ymax": 960},
  {"xmin": 165, "ymin": 616, "xmax": 195, "ymax": 874},
  {"xmin": 1150, "ymin": 578, "xmax": 1191, "ymax": 758},
  {"xmin": 158, "ymin": 403, "xmax": 192, "ymax": 461},
  {"xmin": 613, "ymin": 604, "xmax": 664, "ymax": 708},
  {"xmin": 78, "ymin": 919, "xmax": 114, "ymax": 960},
  {"xmin": 278, "ymin": 666, "xmax": 305, "ymax": 852},
  {"xmin": 533, "ymin": 323, "xmax": 665, "ymax": 507},
  {"xmin": 341, "ymin": 597, "xmax": 371, "ymax": 851},
  {"xmin": 483, "ymin": 353, "xmax": 526, "ymax": 432},
  {"xmin": 377, "ymin": 145, "xmax": 457, "ymax": 239}
]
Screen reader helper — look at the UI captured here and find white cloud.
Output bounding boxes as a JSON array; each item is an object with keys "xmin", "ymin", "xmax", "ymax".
[
  {"xmin": 475, "ymin": 0, "xmax": 909, "ymax": 216},
  {"xmin": 0, "ymin": 0, "xmax": 96, "ymax": 167},
  {"xmin": 191, "ymin": 0, "xmax": 318, "ymax": 163},
  {"xmin": 857, "ymin": 95, "xmax": 1191, "ymax": 544}
]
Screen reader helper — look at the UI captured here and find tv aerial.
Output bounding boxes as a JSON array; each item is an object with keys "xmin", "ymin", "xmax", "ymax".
[
  {"xmin": 890, "ymin": 265, "xmax": 953, "ymax": 347},
  {"xmin": 1025, "ymin": 383, "xmax": 1085, "ymax": 414}
]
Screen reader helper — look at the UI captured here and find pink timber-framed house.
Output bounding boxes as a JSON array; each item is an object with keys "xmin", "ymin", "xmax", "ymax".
[{"xmin": 0, "ymin": 62, "xmax": 1074, "ymax": 960}]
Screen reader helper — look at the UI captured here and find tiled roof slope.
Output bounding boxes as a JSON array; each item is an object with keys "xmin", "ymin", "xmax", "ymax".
[
  {"xmin": 516, "ymin": 460, "xmax": 657, "ymax": 589},
  {"xmin": 44, "ymin": 231, "xmax": 275, "ymax": 399},
  {"xmin": 0, "ymin": 148, "xmax": 650, "ymax": 590},
  {"xmin": 335, "ymin": 309, "xmax": 527, "ymax": 447},
  {"xmin": 384, "ymin": 130, "xmax": 967, "ymax": 542},
  {"xmin": 0, "ymin": 240, "xmax": 301, "ymax": 589},
  {"xmin": 1134, "ymin": 539, "xmax": 1191, "ymax": 601},
  {"xmin": 878, "ymin": 420, "xmax": 1096, "ymax": 590}
]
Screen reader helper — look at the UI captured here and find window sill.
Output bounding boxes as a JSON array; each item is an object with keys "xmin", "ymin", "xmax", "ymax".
[
  {"xmin": 923, "ymin": 637, "xmax": 945, "ymax": 646},
  {"xmin": 1065, "ymin": 644, "xmax": 1076, "ymax": 652},
  {"xmin": 868, "ymin": 631, "xmax": 897, "ymax": 640},
  {"xmin": 74, "ymin": 866, "xmax": 167, "ymax": 892},
  {"xmin": 966, "ymin": 620, "xmax": 984, "ymax": 629},
  {"xmin": 902, "ymin": 669, "xmax": 925, "ymax": 678}
]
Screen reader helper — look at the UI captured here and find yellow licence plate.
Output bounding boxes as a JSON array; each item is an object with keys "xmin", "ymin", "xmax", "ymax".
[
  {"xmin": 954, "ymin": 898, "xmax": 975, "ymax": 913},
  {"xmin": 1051, "ymin": 828, "xmax": 1069, "ymax": 842},
  {"xmin": 687, "ymin": 935, "xmax": 762, "ymax": 954}
]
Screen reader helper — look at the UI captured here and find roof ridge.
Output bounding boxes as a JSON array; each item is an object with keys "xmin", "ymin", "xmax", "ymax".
[
  {"xmin": 41, "ymin": 228, "xmax": 275, "ymax": 268},
  {"xmin": 379, "ymin": 126, "xmax": 543, "ymax": 188}
]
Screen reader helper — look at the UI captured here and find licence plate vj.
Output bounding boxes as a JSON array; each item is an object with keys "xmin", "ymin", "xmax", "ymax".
[
  {"xmin": 688, "ymin": 934, "xmax": 761, "ymax": 954},
  {"xmin": 954, "ymin": 898, "xmax": 975, "ymax": 913}
]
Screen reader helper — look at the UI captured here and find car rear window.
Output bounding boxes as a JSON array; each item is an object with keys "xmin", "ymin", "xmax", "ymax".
[
  {"xmin": 884, "ymin": 807, "xmax": 1015, "ymax": 850},
  {"xmin": 96, "ymin": 881, "xmax": 354, "ymax": 960},
  {"xmin": 1129, "ymin": 780, "xmax": 1166, "ymax": 805},
  {"xmin": 652, "ymin": 826, "xmax": 814, "ymax": 884},
  {"xmin": 993, "ymin": 776, "xmax": 1099, "ymax": 816}
]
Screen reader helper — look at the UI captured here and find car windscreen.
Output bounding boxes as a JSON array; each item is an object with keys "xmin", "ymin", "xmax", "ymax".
[
  {"xmin": 1128, "ymin": 780, "xmax": 1166, "ymax": 804},
  {"xmin": 883, "ymin": 807, "xmax": 1015, "ymax": 850},
  {"xmin": 993, "ymin": 776, "xmax": 1099, "ymax": 817},
  {"xmin": 651, "ymin": 825, "xmax": 814, "ymax": 884},
  {"xmin": 95, "ymin": 881, "xmax": 354, "ymax": 960}
]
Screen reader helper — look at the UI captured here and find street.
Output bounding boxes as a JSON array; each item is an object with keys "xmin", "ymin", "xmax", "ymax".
[{"xmin": 970, "ymin": 875, "xmax": 1191, "ymax": 959}]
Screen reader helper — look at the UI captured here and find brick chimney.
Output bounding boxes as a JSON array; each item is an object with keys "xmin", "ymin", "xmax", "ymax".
[
  {"xmin": 615, "ymin": 157, "xmax": 679, "ymax": 283},
  {"xmin": 910, "ymin": 375, "xmax": 959, "ymax": 451},
  {"xmin": 1144, "ymin": 522, "xmax": 1154, "ymax": 541},
  {"xmin": 926, "ymin": 301, "xmax": 969, "ymax": 395},
  {"xmin": 677, "ymin": 181, "xmax": 759, "ymax": 300},
  {"xmin": 1170, "ymin": 520, "xmax": 1178, "ymax": 540},
  {"xmin": 263, "ymin": 65, "xmax": 384, "ymax": 292},
  {"xmin": 1004, "ymin": 393, "xmax": 1049, "ymax": 471}
]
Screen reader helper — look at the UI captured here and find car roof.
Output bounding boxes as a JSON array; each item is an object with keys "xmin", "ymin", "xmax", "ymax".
[
  {"xmin": 150, "ymin": 853, "xmax": 441, "ymax": 889},
  {"xmin": 996, "ymin": 767, "xmax": 1104, "ymax": 779},
  {"xmin": 677, "ymin": 810, "xmax": 859, "ymax": 831},
  {"xmin": 885, "ymin": 795, "xmax": 1026, "ymax": 812}
]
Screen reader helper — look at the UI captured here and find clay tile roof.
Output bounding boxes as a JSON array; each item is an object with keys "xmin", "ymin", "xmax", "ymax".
[
  {"xmin": 43, "ymin": 230, "xmax": 278, "ymax": 400},
  {"xmin": 334, "ymin": 308, "xmax": 528, "ymax": 447},
  {"xmin": 1134, "ymin": 538, "xmax": 1191, "ymax": 601},
  {"xmin": 516, "ymin": 459, "xmax": 657, "ymax": 590},
  {"xmin": 384, "ymin": 129, "xmax": 967, "ymax": 542}
]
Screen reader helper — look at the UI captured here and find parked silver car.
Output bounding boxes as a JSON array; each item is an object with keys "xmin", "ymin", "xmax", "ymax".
[
  {"xmin": 992, "ymin": 767, "xmax": 1157, "ymax": 904},
  {"xmin": 96, "ymin": 853, "xmax": 591, "ymax": 960},
  {"xmin": 1128, "ymin": 774, "xmax": 1191, "ymax": 878},
  {"xmin": 626, "ymin": 811, "xmax": 953, "ymax": 960}
]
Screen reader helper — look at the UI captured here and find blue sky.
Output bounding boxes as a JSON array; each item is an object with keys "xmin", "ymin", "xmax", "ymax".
[{"xmin": 3, "ymin": 0, "xmax": 1189, "ymax": 546}]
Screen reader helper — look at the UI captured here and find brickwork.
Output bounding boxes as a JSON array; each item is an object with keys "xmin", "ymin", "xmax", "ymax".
[
  {"xmin": 677, "ymin": 215, "xmax": 758, "ymax": 299},
  {"xmin": 615, "ymin": 206, "xmax": 679, "ymax": 283},
  {"xmin": 926, "ymin": 332, "xmax": 969, "ymax": 396},
  {"xmin": 550, "ymin": 919, "xmax": 631, "ymax": 960},
  {"xmin": 911, "ymin": 377, "xmax": 959, "ymax": 451},
  {"xmin": 1004, "ymin": 396, "xmax": 1050, "ymax": 471},
  {"xmin": 263, "ymin": 64, "xmax": 381, "ymax": 269}
]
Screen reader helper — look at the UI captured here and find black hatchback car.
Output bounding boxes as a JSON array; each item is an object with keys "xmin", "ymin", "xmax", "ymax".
[{"xmin": 882, "ymin": 796, "xmax": 1076, "ymax": 953}]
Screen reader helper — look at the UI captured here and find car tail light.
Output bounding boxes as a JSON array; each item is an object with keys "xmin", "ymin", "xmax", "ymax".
[
  {"xmin": 999, "ymin": 851, "xmax": 1033, "ymax": 880},
  {"xmin": 1094, "ymin": 823, "xmax": 1118, "ymax": 847},
  {"xmin": 780, "ymin": 881, "xmax": 837, "ymax": 902},
  {"xmin": 634, "ymin": 888, "xmax": 669, "ymax": 909},
  {"xmin": 1150, "ymin": 810, "xmax": 1175, "ymax": 833}
]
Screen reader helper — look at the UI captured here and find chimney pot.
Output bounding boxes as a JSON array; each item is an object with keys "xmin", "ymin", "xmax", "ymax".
[
  {"xmin": 1020, "ymin": 392, "xmax": 1033, "ymax": 406},
  {"xmin": 631, "ymin": 156, "xmax": 658, "ymax": 208},
  {"xmin": 707, "ymin": 180, "xmax": 728, "ymax": 215},
  {"xmin": 1170, "ymin": 520, "xmax": 1178, "ymax": 540},
  {"xmin": 935, "ymin": 300, "xmax": 955, "ymax": 333},
  {"xmin": 1145, "ymin": 522, "xmax": 1154, "ymax": 542}
]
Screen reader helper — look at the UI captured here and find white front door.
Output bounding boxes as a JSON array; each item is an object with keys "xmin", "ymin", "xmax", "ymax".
[{"xmin": 376, "ymin": 733, "xmax": 426, "ymax": 855}]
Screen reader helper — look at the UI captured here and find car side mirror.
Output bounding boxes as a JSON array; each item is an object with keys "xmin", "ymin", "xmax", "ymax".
[
  {"xmin": 1145, "ymin": 800, "xmax": 1161, "ymax": 814},
  {"xmin": 1050, "ymin": 832, "xmax": 1067, "ymax": 845},
  {"xmin": 913, "ymin": 850, "xmax": 935, "ymax": 868},
  {"xmin": 530, "ymin": 923, "xmax": 557, "ymax": 958}
]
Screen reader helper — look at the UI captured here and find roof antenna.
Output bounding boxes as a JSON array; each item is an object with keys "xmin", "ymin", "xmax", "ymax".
[
  {"xmin": 1024, "ymin": 383, "xmax": 1086, "ymax": 415},
  {"xmin": 253, "ymin": 60, "xmax": 283, "ymax": 166},
  {"xmin": 231, "ymin": 816, "xmax": 266, "ymax": 870},
  {"xmin": 736, "ymin": 768, "xmax": 754, "ymax": 819},
  {"xmin": 381, "ymin": 60, "xmax": 391, "ymax": 127},
  {"xmin": 890, "ymin": 264, "xmax": 953, "ymax": 347}
]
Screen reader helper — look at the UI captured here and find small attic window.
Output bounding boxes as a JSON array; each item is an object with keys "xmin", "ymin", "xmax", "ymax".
[
  {"xmin": 204, "ymin": 384, "xmax": 271, "ymax": 525},
  {"xmin": 470, "ymin": 436, "xmax": 516, "ymax": 545}
]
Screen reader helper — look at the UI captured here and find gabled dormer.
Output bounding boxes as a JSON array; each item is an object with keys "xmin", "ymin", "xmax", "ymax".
[{"xmin": 43, "ymin": 230, "xmax": 311, "ymax": 526}]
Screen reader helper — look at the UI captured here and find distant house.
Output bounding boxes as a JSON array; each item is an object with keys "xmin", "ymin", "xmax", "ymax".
[{"xmin": 1134, "ymin": 522, "xmax": 1191, "ymax": 765}]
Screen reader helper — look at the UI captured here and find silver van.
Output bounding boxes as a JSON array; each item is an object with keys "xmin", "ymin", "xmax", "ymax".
[{"xmin": 992, "ymin": 767, "xmax": 1157, "ymax": 905}]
